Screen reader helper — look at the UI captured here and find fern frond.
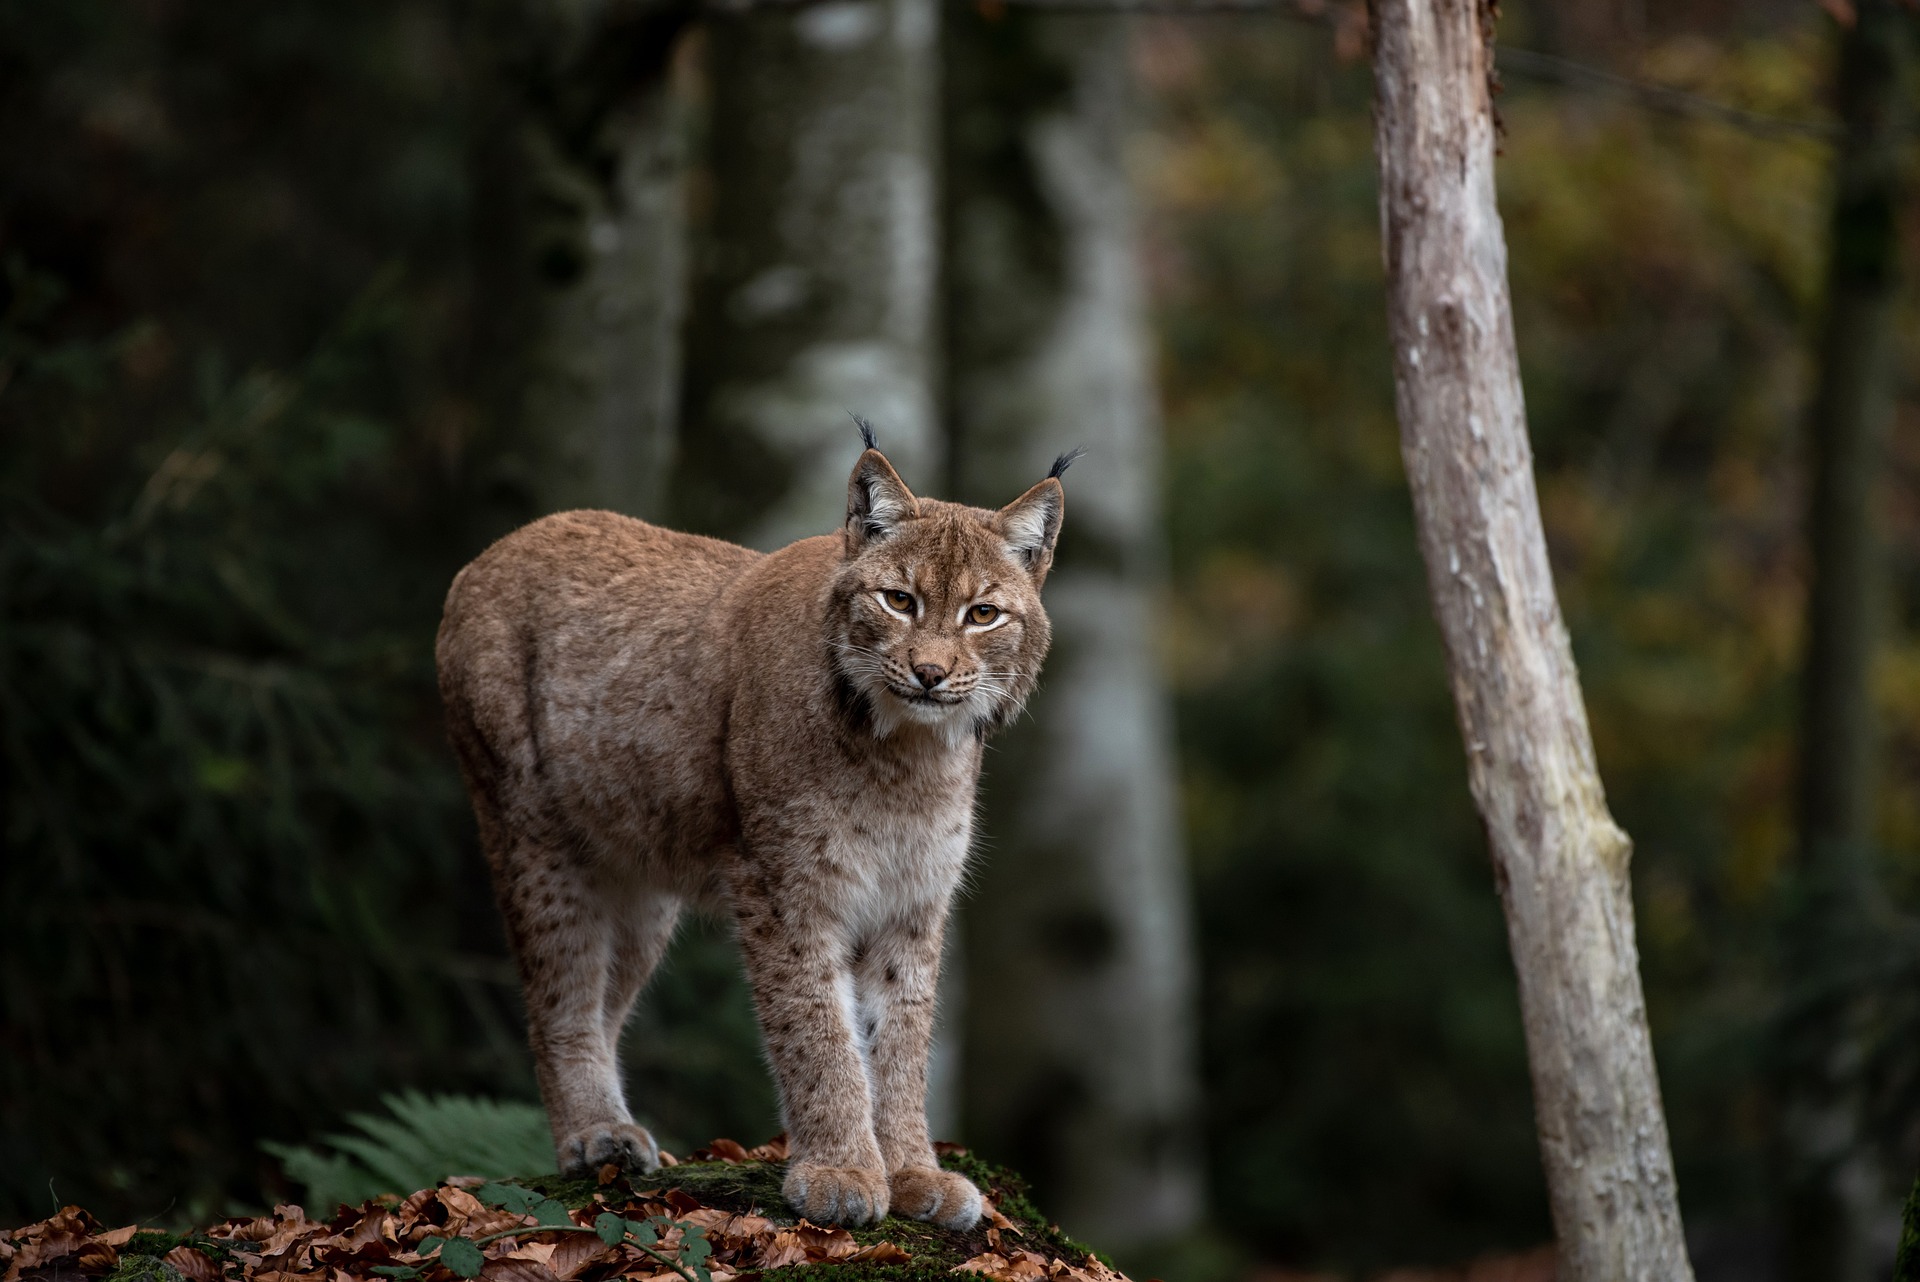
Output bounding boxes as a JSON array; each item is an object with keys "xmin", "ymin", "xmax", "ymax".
[{"xmin": 267, "ymin": 1092, "xmax": 553, "ymax": 1211}]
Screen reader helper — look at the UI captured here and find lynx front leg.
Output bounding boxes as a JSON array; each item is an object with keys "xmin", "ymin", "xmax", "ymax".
[
  {"xmin": 500, "ymin": 843, "xmax": 660, "ymax": 1178},
  {"xmin": 854, "ymin": 905, "xmax": 983, "ymax": 1231},
  {"xmin": 731, "ymin": 867, "xmax": 889, "ymax": 1227}
]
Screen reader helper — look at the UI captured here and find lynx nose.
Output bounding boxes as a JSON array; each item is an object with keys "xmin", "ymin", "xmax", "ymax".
[{"xmin": 912, "ymin": 663, "xmax": 948, "ymax": 690}]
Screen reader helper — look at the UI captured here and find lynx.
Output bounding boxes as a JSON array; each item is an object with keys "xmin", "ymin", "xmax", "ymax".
[{"xmin": 434, "ymin": 432, "xmax": 1071, "ymax": 1231}]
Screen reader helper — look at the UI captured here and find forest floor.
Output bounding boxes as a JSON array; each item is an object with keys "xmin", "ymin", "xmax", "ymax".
[{"xmin": 0, "ymin": 1142, "xmax": 1130, "ymax": 1282}]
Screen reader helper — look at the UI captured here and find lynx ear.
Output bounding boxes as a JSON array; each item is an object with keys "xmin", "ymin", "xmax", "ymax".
[
  {"xmin": 845, "ymin": 449, "xmax": 919, "ymax": 554},
  {"xmin": 997, "ymin": 476, "xmax": 1065, "ymax": 581}
]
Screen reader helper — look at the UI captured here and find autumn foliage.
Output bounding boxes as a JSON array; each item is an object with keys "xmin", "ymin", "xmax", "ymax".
[{"xmin": 0, "ymin": 1145, "xmax": 1130, "ymax": 1282}]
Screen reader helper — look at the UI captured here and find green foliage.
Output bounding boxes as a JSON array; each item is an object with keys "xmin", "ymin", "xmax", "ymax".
[
  {"xmin": 408, "ymin": 1183, "xmax": 711, "ymax": 1282},
  {"xmin": 0, "ymin": 0, "xmax": 775, "ymax": 1227},
  {"xmin": 265, "ymin": 1093, "xmax": 552, "ymax": 1214},
  {"xmin": 0, "ymin": 258, "xmax": 526, "ymax": 1223},
  {"xmin": 1897, "ymin": 1174, "xmax": 1920, "ymax": 1282},
  {"xmin": 1147, "ymin": 3, "xmax": 1920, "ymax": 1269}
]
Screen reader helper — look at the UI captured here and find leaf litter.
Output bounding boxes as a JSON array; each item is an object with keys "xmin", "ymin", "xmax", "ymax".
[{"xmin": 2, "ymin": 1141, "xmax": 1132, "ymax": 1282}]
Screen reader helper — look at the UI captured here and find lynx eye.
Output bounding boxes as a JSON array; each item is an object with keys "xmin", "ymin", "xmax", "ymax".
[
  {"xmin": 881, "ymin": 589, "xmax": 916, "ymax": 615},
  {"xmin": 966, "ymin": 603, "xmax": 1001, "ymax": 626}
]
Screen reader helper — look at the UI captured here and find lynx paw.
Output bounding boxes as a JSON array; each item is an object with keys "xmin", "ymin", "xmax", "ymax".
[
  {"xmin": 784, "ymin": 1162, "xmax": 890, "ymax": 1227},
  {"xmin": 888, "ymin": 1167, "xmax": 983, "ymax": 1231},
  {"xmin": 557, "ymin": 1122, "xmax": 659, "ymax": 1178}
]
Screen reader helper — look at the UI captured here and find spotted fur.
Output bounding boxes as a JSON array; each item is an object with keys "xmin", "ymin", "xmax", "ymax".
[{"xmin": 434, "ymin": 447, "xmax": 1064, "ymax": 1230}]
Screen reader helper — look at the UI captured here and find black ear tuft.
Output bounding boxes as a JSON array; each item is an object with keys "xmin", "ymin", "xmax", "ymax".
[
  {"xmin": 845, "ymin": 448, "xmax": 918, "ymax": 554},
  {"xmin": 1048, "ymin": 447, "xmax": 1087, "ymax": 480},
  {"xmin": 850, "ymin": 412, "xmax": 879, "ymax": 452}
]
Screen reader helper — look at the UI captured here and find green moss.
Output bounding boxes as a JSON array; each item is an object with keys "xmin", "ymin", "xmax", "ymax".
[
  {"xmin": 510, "ymin": 1151, "xmax": 1108, "ymax": 1282},
  {"xmin": 108, "ymin": 1233, "xmax": 232, "ymax": 1282},
  {"xmin": 936, "ymin": 1153, "xmax": 1109, "ymax": 1268},
  {"xmin": 1896, "ymin": 1174, "xmax": 1920, "ymax": 1282},
  {"xmin": 105, "ymin": 1259, "xmax": 184, "ymax": 1282},
  {"xmin": 119, "ymin": 1233, "xmax": 190, "ymax": 1260}
]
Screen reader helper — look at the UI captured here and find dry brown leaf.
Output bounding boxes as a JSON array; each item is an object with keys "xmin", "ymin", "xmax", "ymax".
[
  {"xmin": 752, "ymin": 1234, "xmax": 811, "ymax": 1271},
  {"xmin": 981, "ymin": 1201, "xmax": 1018, "ymax": 1234},
  {"xmin": 164, "ymin": 1245, "xmax": 221, "ymax": 1282},
  {"xmin": 847, "ymin": 1242, "xmax": 911, "ymax": 1264},
  {"xmin": 742, "ymin": 1136, "xmax": 788, "ymax": 1162},
  {"xmin": 501, "ymin": 1243, "xmax": 557, "ymax": 1267},
  {"xmin": 544, "ymin": 1234, "xmax": 615, "ymax": 1282},
  {"xmin": 703, "ymin": 1140, "xmax": 749, "ymax": 1164},
  {"xmin": 75, "ymin": 1241, "xmax": 120, "ymax": 1273},
  {"xmin": 98, "ymin": 1227, "xmax": 140, "ymax": 1249},
  {"xmin": 320, "ymin": 1212, "xmax": 395, "ymax": 1252},
  {"xmin": 1072, "ymin": 1255, "xmax": 1127, "ymax": 1282},
  {"xmin": 7, "ymin": 1231, "xmax": 80, "ymax": 1280},
  {"xmin": 433, "ymin": 1187, "xmax": 487, "ymax": 1238},
  {"xmin": 787, "ymin": 1221, "xmax": 858, "ymax": 1261},
  {"xmin": 478, "ymin": 1257, "xmax": 558, "ymax": 1282},
  {"xmin": 953, "ymin": 1250, "xmax": 1049, "ymax": 1282}
]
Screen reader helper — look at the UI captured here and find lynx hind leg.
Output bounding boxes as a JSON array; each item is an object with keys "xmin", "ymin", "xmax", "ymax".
[
  {"xmin": 603, "ymin": 894, "xmax": 682, "ymax": 1046},
  {"xmin": 500, "ymin": 841, "xmax": 662, "ymax": 1178}
]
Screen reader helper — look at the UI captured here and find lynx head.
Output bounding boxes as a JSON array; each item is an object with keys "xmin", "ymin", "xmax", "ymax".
[{"xmin": 827, "ymin": 436, "xmax": 1073, "ymax": 748}]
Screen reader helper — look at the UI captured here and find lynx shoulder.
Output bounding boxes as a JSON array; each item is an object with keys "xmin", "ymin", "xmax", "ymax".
[{"xmin": 435, "ymin": 442, "xmax": 1070, "ymax": 1231}]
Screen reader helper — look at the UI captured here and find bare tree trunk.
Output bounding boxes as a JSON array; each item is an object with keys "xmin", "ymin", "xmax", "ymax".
[
  {"xmin": 1369, "ymin": 2, "xmax": 1694, "ymax": 1276},
  {"xmin": 1782, "ymin": 5, "xmax": 1911, "ymax": 1279},
  {"xmin": 674, "ymin": 0, "xmax": 940, "ymax": 548},
  {"xmin": 945, "ymin": 8, "xmax": 1203, "ymax": 1249},
  {"xmin": 476, "ymin": 0, "xmax": 692, "ymax": 520}
]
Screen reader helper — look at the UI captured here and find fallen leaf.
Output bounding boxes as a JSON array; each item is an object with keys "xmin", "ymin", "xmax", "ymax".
[
  {"xmin": 742, "ymin": 1136, "xmax": 788, "ymax": 1162},
  {"xmin": 954, "ymin": 1250, "xmax": 1048, "ymax": 1282},
  {"xmin": 543, "ymin": 1235, "xmax": 614, "ymax": 1282},
  {"xmin": 847, "ymin": 1242, "xmax": 911, "ymax": 1264},
  {"xmin": 476, "ymin": 1259, "xmax": 557, "ymax": 1282},
  {"xmin": 164, "ymin": 1245, "xmax": 221, "ymax": 1282},
  {"xmin": 76, "ymin": 1240, "xmax": 120, "ymax": 1273}
]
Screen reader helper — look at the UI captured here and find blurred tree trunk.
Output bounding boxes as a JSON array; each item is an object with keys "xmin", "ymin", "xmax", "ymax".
[
  {"xmin": 945, "ymin": 7, "xmax": 1203, "ymax": 1249},
  {"xmin": 1782, "ymin": 5, "xmax": 1912, "ymax": 1280},
  {"xmin": 1370, "ymin": 2, "xmax": 1695, "ymax": 1278},
  {"xmin": 674, "ymin": 0, "xmax": 940, "ymax": 548},
  {"xmin": 474, "ymin": 0, "xmax": 694, "ymax": 520}
]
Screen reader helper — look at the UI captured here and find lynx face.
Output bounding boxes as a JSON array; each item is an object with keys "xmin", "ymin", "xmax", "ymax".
[{"xmin": 827, "ymin": 451, "xmax": 1060, "ymax": 747}]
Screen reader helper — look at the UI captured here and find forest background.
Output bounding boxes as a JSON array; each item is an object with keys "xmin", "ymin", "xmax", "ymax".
[{"xmin": 5, "ymin": 0, "xmax": 1920, "ymax": 1279}]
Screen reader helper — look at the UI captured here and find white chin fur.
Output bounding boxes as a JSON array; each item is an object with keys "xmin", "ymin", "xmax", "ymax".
[{"xmin": 869, "ymin": 687, "xmax": 977, "ymax": 749}]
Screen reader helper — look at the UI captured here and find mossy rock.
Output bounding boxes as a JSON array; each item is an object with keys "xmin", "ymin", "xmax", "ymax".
[
  {"xmin": 20, "ymin": 1152, "xmax": 1120, "ymax": 1282},
  {"xmin": 527, "ymin": 1150, "xmax": 1110, "ymax": 1281}
]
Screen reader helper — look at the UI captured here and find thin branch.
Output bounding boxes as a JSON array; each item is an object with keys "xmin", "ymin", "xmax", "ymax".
[
  {"xmin": 924, "ymin": 0, "xmax": 1844, "ymax": 143},
  {"xmin": 1495, "ymin": 46, "xmax": 1841, "ymax": 140}
]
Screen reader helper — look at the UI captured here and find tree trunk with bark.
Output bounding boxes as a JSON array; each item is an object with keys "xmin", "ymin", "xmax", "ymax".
[
  {"xmin": 1782, "ymin": 5, "xmax": 1912, "ymax": 1280},
  {"xmin": 945, "ymin": 8, "xmax": 1203, "ymax": 1249},
  {"xmin": 474, "ymin": 0, "xmax": 693, "ymax": 521},
  {"xmin": 674, "ymin": 0, "xmax": 940, "ymax": 548},
  {"xmin": 1369, "ymin": 2, "xmax": 1695, "ymax": 1276}
]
